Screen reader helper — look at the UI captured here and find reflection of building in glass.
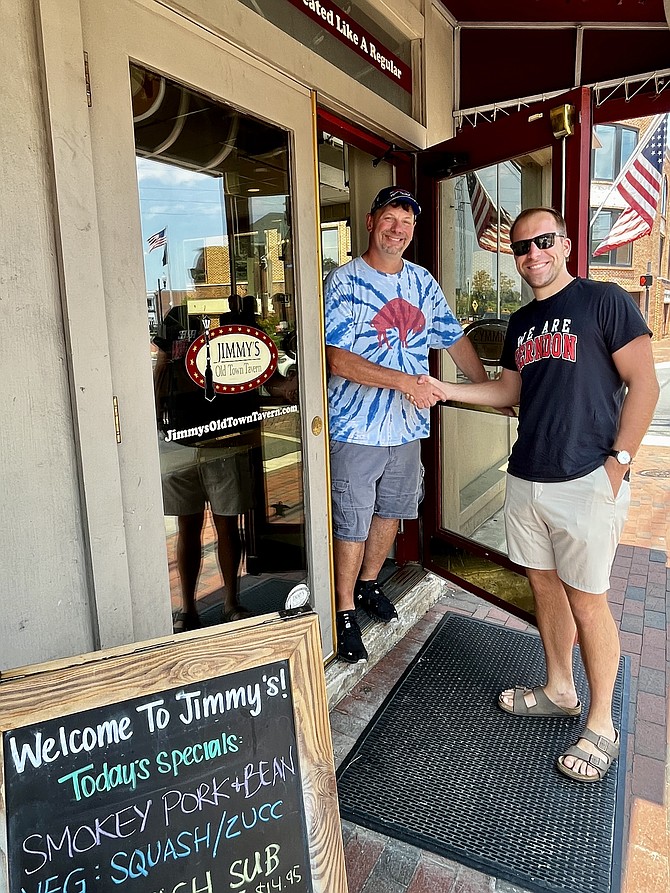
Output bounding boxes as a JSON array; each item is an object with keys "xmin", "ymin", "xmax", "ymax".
[
  {"xmin": 452, "ymin": 161, "xmax": 531, "ymax": 323},
  {"xmin": 170, "ymin": 226, "xmax": 290, "ymax": 324},
  {"xmin": 189, "ymin": 232, "xmax": 286, "ymax": 298},
  {"xmin": 321, "ymin": 222, "xmax": 350, "ymax": 277},
  {"xmin": 446, "ymin": 123, "xmax": 670, "ymax": 339}
]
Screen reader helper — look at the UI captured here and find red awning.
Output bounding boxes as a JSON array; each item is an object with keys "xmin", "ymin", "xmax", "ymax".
[{"xmin": 441, "ymin": 1, "xmax": 670, "ymax": 119}]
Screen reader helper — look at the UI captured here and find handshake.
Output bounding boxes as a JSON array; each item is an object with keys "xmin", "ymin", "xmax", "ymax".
[
  {"xmin": 404, "ymin": 374, "xmax": 517, "ymax": 418},
  {"xmin": 404, "ymin": 374, "xmax": 450, "ymax": 409}
]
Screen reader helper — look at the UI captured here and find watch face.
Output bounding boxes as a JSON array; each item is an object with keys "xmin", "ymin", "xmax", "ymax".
[{"xmin": 617, "ymin": 450, "xmax": 631, "ymax": 465}]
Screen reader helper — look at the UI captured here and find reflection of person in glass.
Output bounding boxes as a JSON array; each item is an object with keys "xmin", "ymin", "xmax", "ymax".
[{"xmin": 153, "ymin": 304, "xmax": 297, "ymax": 631}]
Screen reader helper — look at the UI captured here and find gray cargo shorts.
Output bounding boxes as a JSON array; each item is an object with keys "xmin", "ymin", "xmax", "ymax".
[{"xmin": 330, "ymin": 440, "xmax": 424, "ymax": 542}]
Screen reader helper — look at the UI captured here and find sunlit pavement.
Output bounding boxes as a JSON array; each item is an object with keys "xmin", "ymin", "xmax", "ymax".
[{"xmin": 330, "ymin": 338, "xmax": 670, "ymax": 893}]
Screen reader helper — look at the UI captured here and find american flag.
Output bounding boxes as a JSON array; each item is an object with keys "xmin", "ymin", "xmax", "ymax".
[
  {"xmin": 147, "ymin": 228, "xmax": 167, "ymax": 252},
  {"xmin": 593, "ymin": 116, "xmax": 667, "ymax": 257},
  {"xmin": 466, "ymin": 172, "xmax": 513, "ymax": 254}
]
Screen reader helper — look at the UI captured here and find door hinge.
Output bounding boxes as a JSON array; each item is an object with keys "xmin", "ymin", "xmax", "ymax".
[
  {"xmin": 84, "ymin": 52, "xmax": 92, "ymax": 107},
  {"xmin": 113, "ymin": 396, "xmax": 122, "ymax": 443}
]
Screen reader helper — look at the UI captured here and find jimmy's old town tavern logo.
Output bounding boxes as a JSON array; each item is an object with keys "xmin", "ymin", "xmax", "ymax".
[{"xmin": 185, "ymin": 325, "xmax": 278, "ymax": 396}]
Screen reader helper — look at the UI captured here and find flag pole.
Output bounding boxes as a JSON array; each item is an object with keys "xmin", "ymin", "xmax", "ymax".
[
  {"xmin": 156, "ymin": 277, "xmax": 164, "ymax": 328},
  {"xmin": 589, "ymin": 114, "xmax": 665, "ymax": 229},
  {"xmin": 162, "ymin": 226, "xmax": 174, "ymax": 309}
]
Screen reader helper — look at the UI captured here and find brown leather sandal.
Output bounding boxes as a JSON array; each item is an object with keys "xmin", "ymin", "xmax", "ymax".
[
  {"xmin": 172, "ymin": 609, "xmax": 201, "ymax": 633},
  {"xmin": 498, "ymin": 685, "xmax": 582, "ymax": 717},
  {"xmin": 557, "ymin": 728, "xmax": 620, "ymax": 782}
]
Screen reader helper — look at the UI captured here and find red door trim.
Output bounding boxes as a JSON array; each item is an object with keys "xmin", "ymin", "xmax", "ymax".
[
  {"xmin": 559, "ymin": 88, "xmax": 592, "ymax": 278},
  {"xmin": 316, "ymin": 108, "xmax": 413, "ymax": 187}
]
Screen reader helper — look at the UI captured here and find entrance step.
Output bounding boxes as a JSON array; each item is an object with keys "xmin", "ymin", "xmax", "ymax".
[{"xmin": 325, "ymin": 568, "xmax": 455, "ymax": 708}]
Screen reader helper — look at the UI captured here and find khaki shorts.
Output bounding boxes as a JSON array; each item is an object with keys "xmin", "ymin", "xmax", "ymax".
[
  {"xmin": 159, "ymin": 440, "xmax": 253, "ymax": 517},
  {"xmin": 503, "ymin": 465, "xmax": 630, "ymax": 594}
]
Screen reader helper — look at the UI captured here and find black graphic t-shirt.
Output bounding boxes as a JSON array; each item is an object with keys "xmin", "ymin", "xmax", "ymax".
[{"xmin": 499, "ymin": 277, "xmax": 652, "ymax": 482}]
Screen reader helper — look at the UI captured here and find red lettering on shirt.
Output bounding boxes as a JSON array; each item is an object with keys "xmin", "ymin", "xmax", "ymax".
[{"xmin": 515, "ymin": 333, "xmax": 577, "ymax": 371}]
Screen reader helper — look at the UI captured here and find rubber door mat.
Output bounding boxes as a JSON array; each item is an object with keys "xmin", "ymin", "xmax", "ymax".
[{"xmin": 337, "ymin": 613, "xmax": 628, "ymax": 893}]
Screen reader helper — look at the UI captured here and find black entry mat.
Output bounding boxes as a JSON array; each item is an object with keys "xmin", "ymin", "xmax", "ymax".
[{"xmin": 337, "ymin": 613, "xmax": 629, "ymax": 893}]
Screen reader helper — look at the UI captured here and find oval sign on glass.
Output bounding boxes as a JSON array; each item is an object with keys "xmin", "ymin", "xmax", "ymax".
[
  {"xmin": 464, "ymin": 318, "xmax": 508, "ymax": 366},
  {"xmin": 185, "ymin": 325, "xmax": 279, "ymax": 394}
]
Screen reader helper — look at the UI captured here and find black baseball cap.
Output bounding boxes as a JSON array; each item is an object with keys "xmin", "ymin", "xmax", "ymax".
[{"xmin": 370, "ymin": 186, "xmax": 421, "ymax": 217}]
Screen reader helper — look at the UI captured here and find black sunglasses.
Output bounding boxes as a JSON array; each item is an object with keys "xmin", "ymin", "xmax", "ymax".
[{"xmin": 510, "ymin": 231, "xmax": 566, "ymax": 257}]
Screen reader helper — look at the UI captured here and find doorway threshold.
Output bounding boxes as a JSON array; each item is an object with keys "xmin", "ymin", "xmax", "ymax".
[{"xmin": 325, "ymin": 566, "xmax": 452, "ymax": 708}]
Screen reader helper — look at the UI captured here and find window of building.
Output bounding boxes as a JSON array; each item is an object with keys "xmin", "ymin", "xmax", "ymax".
[
  {"xmin": 592, "ymin": 124, "xmax": 638, "ymax": 181},
  {"xmin": 317, "ymin": 126, "xmax": 396, "ymax": 281},
  {"xmin": 590, "ymin": 208, "xmax": 633, "ymax": 266},
  {"xmin": 660, "ymin": 235, "xmax": 666, "ymax": 277},
  {"xmin": 662, "ymin": 176, "xmax": 668, "ymax": 219}
]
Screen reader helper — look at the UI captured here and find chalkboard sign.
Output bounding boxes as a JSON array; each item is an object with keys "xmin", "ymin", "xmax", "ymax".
[{"xmin": 0, "ymin": 614, "xmax": 346, "ymax": 893}]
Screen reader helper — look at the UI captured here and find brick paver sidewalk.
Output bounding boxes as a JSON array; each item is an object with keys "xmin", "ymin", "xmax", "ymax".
[{"xmin": 330, "ymin": 337, "xmax": 670, "ymax": 893}]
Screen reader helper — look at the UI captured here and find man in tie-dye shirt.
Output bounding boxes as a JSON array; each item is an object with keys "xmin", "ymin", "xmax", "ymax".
[{"xmin": 325, "ymin": 186, "xmax": 489, "ymax": 662}]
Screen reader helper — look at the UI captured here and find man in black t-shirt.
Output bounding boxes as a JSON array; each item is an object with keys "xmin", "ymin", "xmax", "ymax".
[{"xmin": 422, "ymin": 208, "xmax": 658, "ymax": 783}]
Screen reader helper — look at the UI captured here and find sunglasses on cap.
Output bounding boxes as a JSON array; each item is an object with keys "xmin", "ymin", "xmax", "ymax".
[{"xmin": 510, "ymin": 231, "xmax": 566, "ymax": 257}]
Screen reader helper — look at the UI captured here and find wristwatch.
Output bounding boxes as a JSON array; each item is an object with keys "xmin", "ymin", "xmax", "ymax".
[{"xmin": 608, "ymin": 449, "xmax": 632, "ymax": 465}]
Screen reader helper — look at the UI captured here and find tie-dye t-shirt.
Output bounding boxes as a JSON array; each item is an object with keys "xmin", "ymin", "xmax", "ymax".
[{"xmin": 325, "ymin": 256, "xmax": 463, "ymax": 446}]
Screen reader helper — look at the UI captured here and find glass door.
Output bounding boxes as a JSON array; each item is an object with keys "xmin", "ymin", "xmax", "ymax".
[
  {"xmin": 81, "ymin": 0, "xmax": 332, "ymax": 651},
  {"xmin": 417, "ymin": 90, "xmax": 591, "ymax": 620},
  {"xmin": 134, "ymin": 63, "xmax": 305, "ymax": 630},
  {"xmin": 431, "ymin": 156, "xmax": 548, "ymax": 615}
]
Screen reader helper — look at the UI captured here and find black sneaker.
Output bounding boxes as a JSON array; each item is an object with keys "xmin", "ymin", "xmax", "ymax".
[
  {"xmin": 354, "ymin": 579, "xmax": 398, "ymax": 622},
  {"xmin": 336, "ymin": 611, "xmax": 368, "ymax": 663}
]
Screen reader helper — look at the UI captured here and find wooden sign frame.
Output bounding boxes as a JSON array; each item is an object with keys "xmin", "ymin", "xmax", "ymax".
[{"xmin": 0, "ymin": 612, "xmax": 347, "ymax": 893}]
